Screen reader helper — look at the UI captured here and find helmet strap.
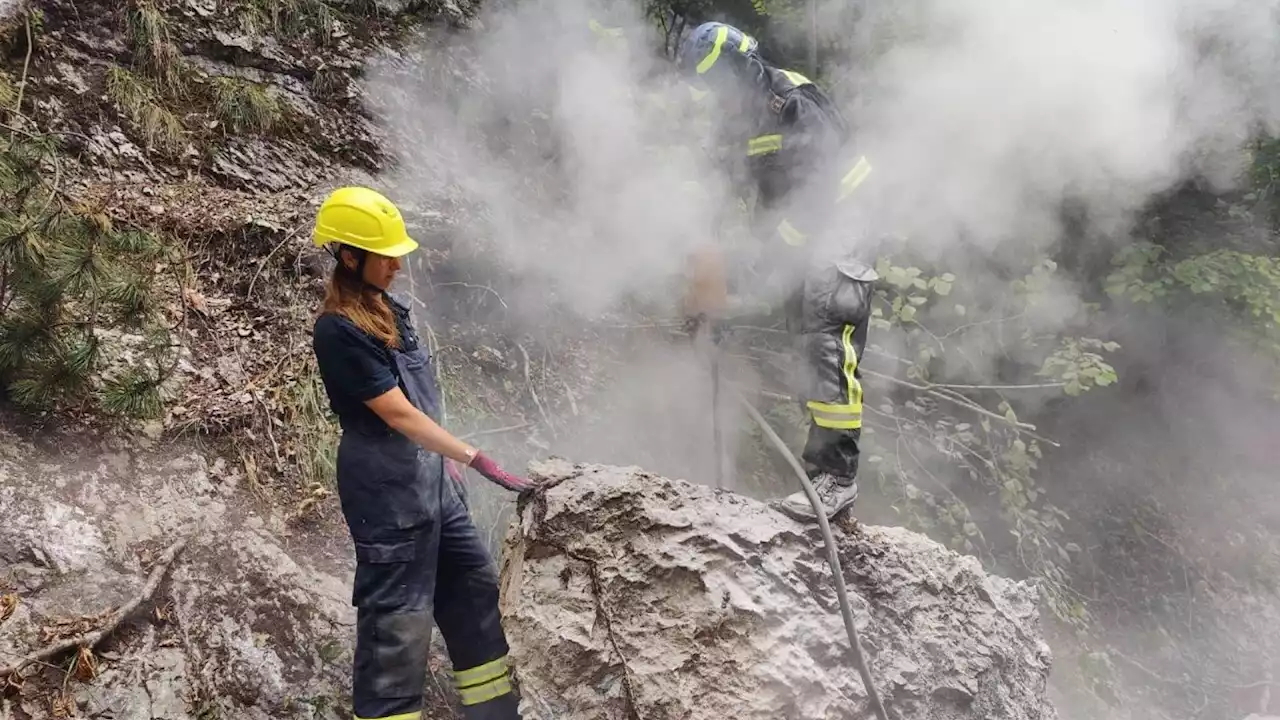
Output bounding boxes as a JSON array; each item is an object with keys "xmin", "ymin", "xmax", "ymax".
[{"xmin": 332, "ymin": 244, "xmax": 381, "ymax": 294}]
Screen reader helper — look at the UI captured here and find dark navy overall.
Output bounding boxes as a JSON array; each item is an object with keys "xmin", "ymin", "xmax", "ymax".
[{"xmin": 335, "ymin": 295, "xmax": 520, "ymax": 720}]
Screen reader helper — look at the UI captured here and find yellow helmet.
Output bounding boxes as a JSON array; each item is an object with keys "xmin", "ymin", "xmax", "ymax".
[{"xmin": 312, "ymin": 186, "xmax": 419, "ymax": 258}]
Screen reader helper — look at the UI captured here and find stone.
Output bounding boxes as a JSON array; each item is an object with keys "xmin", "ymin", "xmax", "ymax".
[{"xmin": 499, "ymin": 460, "xmax": 1059, "ymax": 720}]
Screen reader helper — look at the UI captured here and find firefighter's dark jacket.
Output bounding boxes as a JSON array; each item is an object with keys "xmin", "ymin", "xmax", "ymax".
[{"xmin": 737, "ymin": 65, "xmax": 861, "ymax": 250}]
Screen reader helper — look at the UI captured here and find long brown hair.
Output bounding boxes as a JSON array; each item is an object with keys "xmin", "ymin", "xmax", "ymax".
[{"xmin": 321, "ymin": 258, "xmax": 400, "ymax": 349}]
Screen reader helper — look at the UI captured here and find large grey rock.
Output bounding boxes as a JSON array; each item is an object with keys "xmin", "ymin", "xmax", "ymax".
[
  {"xmin": 499, "ymin": 459, "xmax": 1059, "ymax": 720},
  {"xmin": 0, "ymin": 437, "xmax": 360, "ymax": 719}
]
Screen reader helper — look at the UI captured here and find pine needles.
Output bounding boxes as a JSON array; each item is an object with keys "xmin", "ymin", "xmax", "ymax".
[{"xmin": 0, "ymin": 135, "xmax": 179, "ymax": 418}]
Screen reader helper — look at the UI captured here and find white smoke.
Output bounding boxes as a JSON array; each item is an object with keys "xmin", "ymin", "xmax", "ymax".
[{"xmin": 831, "ymin": 0, "xmax": 1280, "ymax": 256}]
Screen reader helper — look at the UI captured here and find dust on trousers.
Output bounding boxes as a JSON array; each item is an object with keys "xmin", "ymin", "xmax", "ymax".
[
  {"xmin": 785, "ymin": 257, "xmax": 876, "ymax": 480},
  {"xmin": 339, "ymin": 300, "xmax": 520, "ymax": 720}
]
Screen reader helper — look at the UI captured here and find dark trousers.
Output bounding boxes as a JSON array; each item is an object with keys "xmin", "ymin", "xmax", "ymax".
[
  {"xmin": 350, "ymin": 474, "xmax": 519, "ymax": 720},
  {"xmin": 785, "ymin": 260, "xmax": 872, "ymax": 480}
]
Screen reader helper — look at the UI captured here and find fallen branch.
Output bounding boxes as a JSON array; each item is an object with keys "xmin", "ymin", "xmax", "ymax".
[
  {"xmin": 9, "ymin": 12, "xmax": 33, "ymax": 135},
  {"xmin": 861, "ymin": 368, "xmax": 1061, "ymax": 447},
  {"xmin": 436, "ymin": 282, "xmax": 509, "ymax": 310},
  {"xmin": 459, "ymin": 421, "xmax": 532, "ymax": 442},
  {"xmin": 517, "ymin": 342, "xmax": 556, "ymax": 439},
  {"xmin": 0, "ymin": 535, "xmax": 191, "ymax": 679},
  {"xmin": 246, "ymin": 227, "xmax": 301, "ymax": 300}
]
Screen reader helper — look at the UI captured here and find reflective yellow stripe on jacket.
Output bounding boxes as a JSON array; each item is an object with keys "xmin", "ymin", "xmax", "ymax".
[
  {"xmin": 838, "ymin": 156, "xmax": 872, "ymax": 203},
  {"xmin": 777, "ymin": 218, "xmax": 806, "ymax": 247},
  {"xmin": 747, "ymin": 134, "xmax": 782, "ymax": 156},
  {"xmin": 806, "ymin": 323, "xmax": 863, "ymax": 429}
]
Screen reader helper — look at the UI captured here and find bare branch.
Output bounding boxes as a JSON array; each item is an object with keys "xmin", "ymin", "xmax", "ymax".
[{"xmin": 0, "ymin": 535, "xmax": 191, "ymax": 679}]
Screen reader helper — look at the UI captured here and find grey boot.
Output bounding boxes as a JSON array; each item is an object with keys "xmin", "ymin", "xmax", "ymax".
[{"xmin": 772, "ymin": 472, "xmax": 858, "ymax": 522}]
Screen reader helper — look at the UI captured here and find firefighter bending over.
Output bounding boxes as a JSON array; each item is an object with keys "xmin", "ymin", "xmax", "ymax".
[{"xmin": 676, "ymin": 22, "xmax": 878, "ymax": 523}]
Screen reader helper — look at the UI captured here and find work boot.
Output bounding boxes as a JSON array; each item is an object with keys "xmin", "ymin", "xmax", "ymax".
[{"xmin": 772, "ymin": 472, "xmax": 858, "ymax": 522}]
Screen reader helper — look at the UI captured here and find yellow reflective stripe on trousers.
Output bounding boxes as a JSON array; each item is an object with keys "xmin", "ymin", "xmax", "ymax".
[
  {"xmin": 747, "ymin": 134, "xmax": 783, "ymax": 156},
  {"xmin": 453, "ymin": 655, "xmax": 509, "ymax": 688},
  {"xmin": 697, "ymin": 26, "xmax": 729, "ymax": 74},
  {"xmin": 353, "ymin": 712, "xmax": 422, "ymax": 720},
  {"xmin": 806, "ymin": 323, "xmax": 863, "ymax": 429},
  {"xmin": 781, "ymin": 69, "xmax": 813, "ymax": 87},
  {"xmin": 777, "ymin": 218, "xmax": 806, "ymax": 247},
  {"xmin": 837, "ymin": 156, "xmax": 872, "ymax": 203},
  {"xmin": 458, "ymin": 676, "xmax": 513, "ymax": 706}
]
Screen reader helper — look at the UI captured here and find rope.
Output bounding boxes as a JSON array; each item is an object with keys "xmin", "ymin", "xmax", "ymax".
[{"xmin": 728, "ymin": 385, "xmax": 890, "ymax": 720}]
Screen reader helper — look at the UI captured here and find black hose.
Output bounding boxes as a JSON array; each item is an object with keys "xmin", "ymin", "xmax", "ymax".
[{"xmin": 730, "ymin": 386, "xmax": 889, "ymax": 720}]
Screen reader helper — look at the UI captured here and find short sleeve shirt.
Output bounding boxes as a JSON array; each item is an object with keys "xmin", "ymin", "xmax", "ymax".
[{"xmin": 312, "ymin": 312, "xmax": 399, "ymax": 429}]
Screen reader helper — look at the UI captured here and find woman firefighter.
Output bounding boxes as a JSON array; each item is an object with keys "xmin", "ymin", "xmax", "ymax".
[{"xmin": 309, "ymin": 186, "xmax": 534, "ymax": 720}]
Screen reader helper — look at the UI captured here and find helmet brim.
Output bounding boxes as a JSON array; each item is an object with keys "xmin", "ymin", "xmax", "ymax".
[
  {"xmin": 314, "ymin": 233, "xmax": 419, "ymax": 258},
  {"xmin": 373, "ymin": 236, "xmax": 419, "ymax": 258}
]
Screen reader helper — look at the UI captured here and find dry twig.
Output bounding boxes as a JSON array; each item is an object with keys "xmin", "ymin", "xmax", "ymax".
[
  {"xmin": 458, "ymin": 422, "xmax": 532, "ymax": 442},
  {"xmin": 517, "ymin": 342, "xmax": 556, "ymax": 439},
  {"xmin": 246, "ymin": 227, "xmax": 301, "ymax": 299},
  {"xmin": 436, "ymin": 282, "xmax": 509, "ymax": 310},
  {"xmin": 10, "ymin": 13, "xmax": 33, "ymax": 129},
  {"xmin": 0, "ymin": 535, "xmax": 191, "ymax": 679}
]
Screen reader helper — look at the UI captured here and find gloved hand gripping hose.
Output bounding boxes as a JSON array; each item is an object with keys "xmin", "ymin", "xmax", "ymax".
[{"xmin": 730, "ymin": 386, "xmax": 889, "ymax": 720}]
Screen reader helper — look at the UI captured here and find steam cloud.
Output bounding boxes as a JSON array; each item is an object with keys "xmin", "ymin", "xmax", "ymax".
[
  {"xmin": 367, "ymin": 0, "xmax": 1280, "ymax": 318},
  {"xmin": 839, "ymin": 0, "xmax": 1280, "ymax": 256},
  {"xmin": 362, "ymin": 3, "xmax": 1280, "ymax": 716}
]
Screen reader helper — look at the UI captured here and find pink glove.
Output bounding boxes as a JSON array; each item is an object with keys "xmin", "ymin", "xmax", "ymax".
[{"xmin": 470, "ymin": 451, "xmax": 537, "ymax": 493}]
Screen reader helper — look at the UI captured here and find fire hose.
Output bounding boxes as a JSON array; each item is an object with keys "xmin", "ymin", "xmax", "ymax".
[{"xmin": 731, "ymin": 388, "xmax": 889, "ymax": 720}]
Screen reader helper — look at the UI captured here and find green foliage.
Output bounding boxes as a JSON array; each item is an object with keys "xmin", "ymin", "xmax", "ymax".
[
  {"xmin": 843, "ymin": 254, "xmax": 1120, "ymax": 626},
  {"xmin": 237, "ymin": 0, "xmax": 336, "ymax": 43},
  {"xmin": 280, "ymin": 362, "xmax": 340, "ymax": 489},
  {"xmin": 125, "ymin": 1, "xmax": 189, "ymax": 96},
  {"xmin": 105, "ymin": 67, "xmax": 186, "ymax": 154},
  {"xmin": 1107, "ymin": 242, "xmax": 1280, "ymax": 373},
  {"xmin": 114, "ymin": 2, "xmax": 302, "ymax": 154},
  {"xmin": 0, "ymin": 135, "xmax": 179, "ymax": 418},
  {"xmin": 1248, "ymin": 134, "xmax": 1280, "ymax": 207},
  {"xmin": 0, "ymin": 71, "xmax": 15, "ymax": 112},
  {"xmin": 211, "ymin": 77, "xmax": 284, "ymax": 134},
  {"xmin": 1039, "ymin": 338, "xmax": 1120, "ymax": 396}
]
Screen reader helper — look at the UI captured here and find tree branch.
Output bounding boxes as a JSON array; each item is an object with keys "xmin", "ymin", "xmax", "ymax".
[{"xmin": 0, "ymin": 535, "xmax": 191, "ymax": 679}]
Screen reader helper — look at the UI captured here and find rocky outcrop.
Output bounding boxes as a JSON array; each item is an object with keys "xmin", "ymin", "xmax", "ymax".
[
  {"xmin": 0, "ymin": 433, "xmax": 457, "ymax": 720},
  {"xmin": 499, "ymin": 459, "xmax": 1059, "ymax": 720}
]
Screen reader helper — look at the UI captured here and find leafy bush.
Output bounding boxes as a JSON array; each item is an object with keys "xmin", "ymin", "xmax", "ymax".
[{"xmin": 1108, "ymin": 243, "xmax": 1280, "ymax": 386}]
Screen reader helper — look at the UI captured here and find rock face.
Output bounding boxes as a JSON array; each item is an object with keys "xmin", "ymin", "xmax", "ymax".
[{"xmin": 499, "ymin": 460, "xmax": 1059, "ymax": 720}]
